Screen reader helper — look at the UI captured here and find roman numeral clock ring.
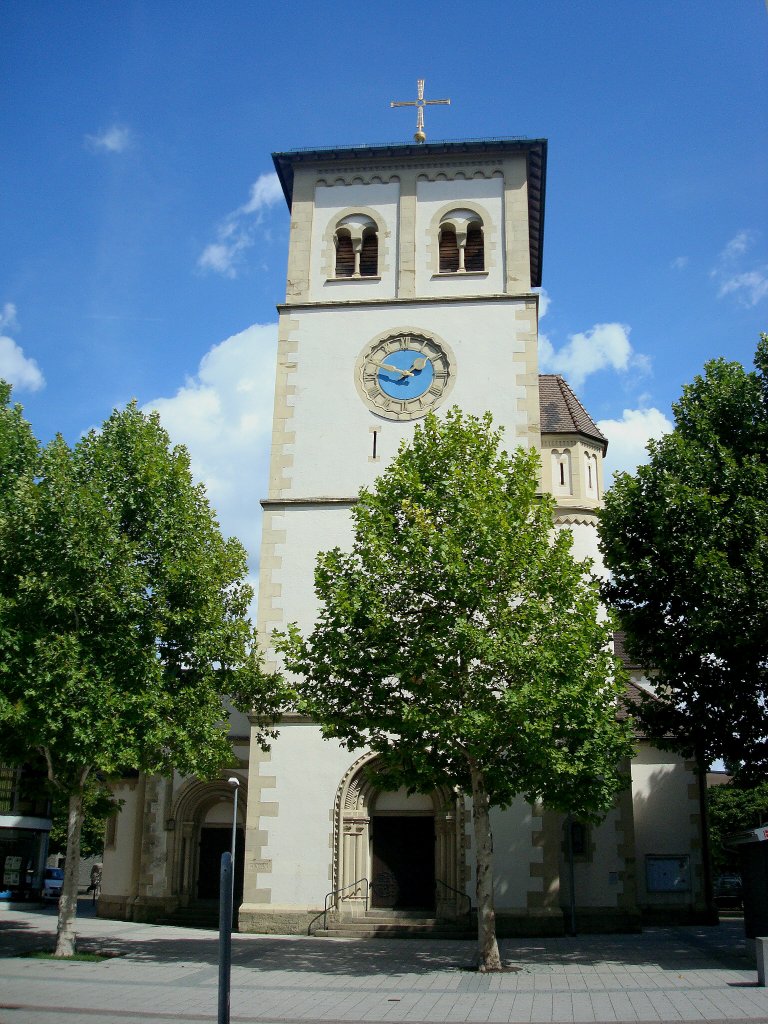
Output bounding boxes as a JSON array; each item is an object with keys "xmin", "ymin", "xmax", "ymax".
[{"xmin": 355, "ymin": 332, "xmax": 455, "ymax": 421}]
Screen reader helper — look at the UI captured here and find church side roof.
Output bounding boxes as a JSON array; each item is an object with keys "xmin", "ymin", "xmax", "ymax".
[
  {"xmin": 539, "ymin": 374, "xmax": 607, "ymax": 451},
  {"xmin": 272, "ymin": 137, "xmax": 547, "ymax": 288}
]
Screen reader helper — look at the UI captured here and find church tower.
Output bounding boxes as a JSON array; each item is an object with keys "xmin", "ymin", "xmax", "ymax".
[
  {"xmin": 98, "ymin": 130, "xmax": 707, "ymax": 935},
  {"xmin": 240, "ymin": 136, "xmax": 617, "ymax": 934}
]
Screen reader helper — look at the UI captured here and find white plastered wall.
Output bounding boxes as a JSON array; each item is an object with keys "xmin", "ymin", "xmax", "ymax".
[
  {"xmin": 568, "ymin": 809, "xmax": 625, "ymax": 907},
  {"xmin": 101, "ymin": 781, "xmax": 140, "ymax": 900},
  {"xmin": 258, "ymin": 724, "xmax": 357, "ymax": 908},
  {"xmin": 631, "ymin": 743, "xmax": 702, "ymax": 907},
  {"xmin": 490, "ymin": 798, "xmax": 542, "ymax": 909},
  {"xmin": 278, "ymin": 301, "xmax": 532, "ymax": 502},
  {"xmin": 265, "ymin": 503, "xmax": 353, "ymax": 642}
]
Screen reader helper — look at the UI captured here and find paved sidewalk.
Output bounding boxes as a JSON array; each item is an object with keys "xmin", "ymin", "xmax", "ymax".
[{"xmin": 0, "ymin": 904, "xmax": 765, "ymax": 1024}]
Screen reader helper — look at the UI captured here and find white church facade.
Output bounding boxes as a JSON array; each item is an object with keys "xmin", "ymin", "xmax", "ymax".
[{"xmin": 100, "ymin": 137, "xmax": 706, "ymax": 935}]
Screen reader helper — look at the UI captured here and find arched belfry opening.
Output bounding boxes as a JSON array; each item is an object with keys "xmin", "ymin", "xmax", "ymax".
[
  {"xmin": 333, "ymin": 754, "xmax": 466, "ymax": 918},
  {"xmin": 168, "ymin": 777, "xmax": 246, "ymax": 909}
]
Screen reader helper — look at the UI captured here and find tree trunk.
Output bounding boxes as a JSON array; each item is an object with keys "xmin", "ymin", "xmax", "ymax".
[
  {"xmin": 694, "ymin": 740, "xmax": 718, "ymax": 924},
  {"xmin": 469, "ymin": 763, "xmax": 502, "ymax": 972},
  {"xmin": 54, "ymin": 776, "xmax": 88, "ymax": 957}
]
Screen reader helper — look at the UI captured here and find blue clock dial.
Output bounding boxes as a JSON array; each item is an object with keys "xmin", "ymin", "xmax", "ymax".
[
  {"xmin": 376, "ymin": 349, "xmax": 434, "ymax": 399},
  {"xmin": 357, "ymin": 332, "xmax": 454, "ymax": 421}
]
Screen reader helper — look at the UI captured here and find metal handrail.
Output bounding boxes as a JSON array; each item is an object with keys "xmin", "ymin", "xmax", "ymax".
[
  {"xmin": 435, "ymin": 878, "xmax": 472, "ymax": 928},
  {"xmin": 307, "ymin": 877, "xmax": 369, "ymax": 936}
]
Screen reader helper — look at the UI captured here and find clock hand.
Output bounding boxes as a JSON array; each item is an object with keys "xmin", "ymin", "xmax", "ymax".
[
  {"xmin": 407, "ymin": 357, "xmax": 428, "ymax": 373},
  {"xmin": 371, "ymin": 359, "xmax": 414, "ymax": 376}
]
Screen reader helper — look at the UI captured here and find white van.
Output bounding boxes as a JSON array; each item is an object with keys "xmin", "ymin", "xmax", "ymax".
[{"xmin": 42, "ymin": 867, "xmax": 64, "ymax": 900}]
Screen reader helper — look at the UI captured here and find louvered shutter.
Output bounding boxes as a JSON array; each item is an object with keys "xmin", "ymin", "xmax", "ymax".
[
  {"xmin": 335, "ymin": 234, "xmax": 354, "ymax": 277},
  {"xmin": 439, "ymin": 227, "xmax": 459, "ymax": 273},
  {"xmin": 465, "ymin": 223, "xmax": 484, "ymax": 271},
  {"xmin": 360, "ymin": 232, "xmax": 378, "ymax": 276}
]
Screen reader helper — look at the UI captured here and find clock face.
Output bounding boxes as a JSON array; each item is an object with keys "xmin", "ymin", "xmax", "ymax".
[{"xmin": 356, "ymin": 332, "xmax": 455, "ymax": 421}]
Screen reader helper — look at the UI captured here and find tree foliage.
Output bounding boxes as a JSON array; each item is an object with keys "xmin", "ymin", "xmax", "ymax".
[
  {"xmin": 599, "ymin": 336, "xmax": 768, "ymax": 778},
  {"xmin": 277, "ymin": 409, "xmax": 634, "ymax": 970},
  {"xmin": 0, "ymin": 387, "xmax": 284, "ymax": 954},
  {"xmin": 708, "ymin": 781, "xmax": 768, "ymax": 874}
]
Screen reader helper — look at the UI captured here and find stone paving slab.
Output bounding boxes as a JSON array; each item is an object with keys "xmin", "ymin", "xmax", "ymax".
[{"xmin": 0, "ymin": 904, "xmax": 766, "ymax": 1023}]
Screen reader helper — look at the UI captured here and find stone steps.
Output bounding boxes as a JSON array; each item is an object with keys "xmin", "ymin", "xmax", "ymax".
[{"xmin": 313, "ymin": 910, "xmax": 475, "ymax": 940}]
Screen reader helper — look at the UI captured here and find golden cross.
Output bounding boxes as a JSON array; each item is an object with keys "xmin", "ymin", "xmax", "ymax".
[{"xmin": 390, "ymin": 79, "xmax": 450, "ymax": 144}]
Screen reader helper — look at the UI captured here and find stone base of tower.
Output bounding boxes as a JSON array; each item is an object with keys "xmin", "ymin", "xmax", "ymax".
[
  {"xmin": 97, "ymin": 893, "xmax": 181, "ymax": 923},
  {"xmin": 238, "ymin": 904, "xmax": 320, "ymax": 935}
]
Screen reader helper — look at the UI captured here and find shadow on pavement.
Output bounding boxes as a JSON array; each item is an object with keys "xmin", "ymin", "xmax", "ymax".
[{"xmin": 0, "ymin": 909, "xmax": 754, "ymax": 977}]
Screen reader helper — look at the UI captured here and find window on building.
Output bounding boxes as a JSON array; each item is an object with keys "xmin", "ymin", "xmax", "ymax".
[
  {"xmin": 333, "ymin": 215, "xmax": 379, "ymax": 278},
  {"xmin": 438, "ymin": 210, "xmax": 485, "ymax": 273},
  {"xmin": 551, "ymin": 449, "xmax": 572, "ymax": 495}
]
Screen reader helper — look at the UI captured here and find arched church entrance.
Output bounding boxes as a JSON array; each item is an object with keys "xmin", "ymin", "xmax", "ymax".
[
  {"xmin": 168, "ymin": 777, "xmax": 246, "ymax": 908},
  {"xmin": 334, "ymin": 754, "xmax": 465, "ymax": 919}
]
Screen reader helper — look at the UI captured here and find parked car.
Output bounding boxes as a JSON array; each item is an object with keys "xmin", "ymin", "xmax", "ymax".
[
  {"xmin": 714, "ymin": 873, "xmax": 743, "ymax": 907},
  {"xmin": 41, "ymin": 867, "xmax": 64, "ymax": 900}
]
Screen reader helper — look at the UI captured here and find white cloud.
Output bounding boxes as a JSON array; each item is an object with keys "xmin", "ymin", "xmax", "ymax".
[
  {"xmin": 0, "ymin": 305, "xmax": 45, "ymax": 392},
  {"xmin": 198, "ymin": 173, "xmax": 283, "ymax": 278},
  {"xmin": 670, "ymin": 256, "xmax": 688, "ymax": 270},
  {"xmin": 0, "ymin": 302, "xmax": 19, "ymax": 332},
  {"xmin": 143, "ymin": 323, "xmax": 278, "ymax": 596},
  {"xmin": 712, "ymin": 230, "xmax": 767, "ymax": 307},
  {"xmin": 598, "ymin": 407, "xmax": 673, "ymax": 480},
  {"xmin": 539, "ymin": 322, "xmax": 650, "ymax": 390},
  {"xmin": 721, "ymin": 230, "xmax": 753, "ymax": 261},
  {"xmin": 718, "ymin": 269, "xmax": 768, "ymax": 306},
  {"xmin": 85, "ymin": 124, "xmax": 132, "ymax": 153}
]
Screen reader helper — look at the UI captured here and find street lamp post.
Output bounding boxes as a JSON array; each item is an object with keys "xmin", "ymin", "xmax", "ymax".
[
  {"xmin": 228, "ymin": 775, "xmax": 240, "ymax": 907},
  {"xmin": 218, "ymin": 776, "xmax": 240, "ymax": 1024}
]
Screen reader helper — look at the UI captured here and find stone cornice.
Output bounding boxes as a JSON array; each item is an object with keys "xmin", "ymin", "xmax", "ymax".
[
  {"xmin": 277, "ymin": 293, "xmax": 539, "ymax": 313},
  {"xmin": 554, "ymin": 510, "xmax": 600, "ymax": 526},
  {"xmin": 261, "ymin": 497, "xmax": 357, "ymax": 508}
]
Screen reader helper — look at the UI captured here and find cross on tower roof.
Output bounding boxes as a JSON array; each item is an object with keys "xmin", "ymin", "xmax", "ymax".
[{"xmin": 390, "ymin": 79, "xmax": 450, "ymax": 144}]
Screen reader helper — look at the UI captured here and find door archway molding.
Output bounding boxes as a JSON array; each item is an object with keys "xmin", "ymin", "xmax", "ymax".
[
  {"xmin": 166, "ymin": 776, "xmax": 247, "ymax": 905},
  {"xmin": 332, "ymin": 753, "xmax": 465, "ymax": 918}
]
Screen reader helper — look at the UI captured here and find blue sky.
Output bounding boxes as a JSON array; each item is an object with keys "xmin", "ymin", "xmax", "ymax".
[{"xmin": 2, "ymin": 0, "xmax": 767, "ymax": 574}]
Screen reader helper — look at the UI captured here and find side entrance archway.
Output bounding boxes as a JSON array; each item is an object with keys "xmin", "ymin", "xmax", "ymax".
[{"xmin": 168, "ymin": 777, "xmax": 246, "ymax": 909}]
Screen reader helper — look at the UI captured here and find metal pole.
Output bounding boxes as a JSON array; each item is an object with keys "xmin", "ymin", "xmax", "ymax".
[
  {"xmin": 217, "ymin": 851, "xmax": 233, "ymax": 1024},
  {"xmin": 566, "ymin": 813, "xmax": 577, "ymax": 936},
  {"xmin": 228, "ymin": 777, "xmax": 240, "ymax": 915}
]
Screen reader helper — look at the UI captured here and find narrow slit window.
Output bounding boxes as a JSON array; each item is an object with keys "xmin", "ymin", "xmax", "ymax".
[{"xmin": 559, "ymin": 462, "xmax": 565, "ymax": 486}]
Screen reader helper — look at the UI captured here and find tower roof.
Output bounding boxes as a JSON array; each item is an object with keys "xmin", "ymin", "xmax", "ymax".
[
  {"xmin": 272, "ymin": 137, "xmax": 547, "ymax": 288},
  {"xmin": 539, "ymin": 374, "xmax": 607, "ymax": 450}
]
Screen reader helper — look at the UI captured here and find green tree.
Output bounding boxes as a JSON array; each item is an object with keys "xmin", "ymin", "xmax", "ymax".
[
  {"xmin": 708, "ymin": 782, "xmax": 768, "ymax": 874},
  {"xmin": 277, "ymin": 409, "xmax": 635, "ymax": 971},
  {"xmin": 599, "ymin": 337, "xmax": 768, "ymax": 778},
  {"xmin": 48, "ymin": 780, "xmax": 121, "ymax": 861},
  {"xmin": 0, "ymin": 390, "xmax": 285, "ymax": 956}
]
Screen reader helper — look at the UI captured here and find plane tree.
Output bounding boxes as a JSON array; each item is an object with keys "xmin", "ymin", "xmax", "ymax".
[
  {"xmin": 277, "ymin": 409, "xmax": 634, "ymax": 971},
  {"xmin": 0, "ymin": 387, "xmax": 285, "ymax": 956},
  {"xmin": 599, "ymin": 337, "xmax": 768, "ymax": 779}
]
